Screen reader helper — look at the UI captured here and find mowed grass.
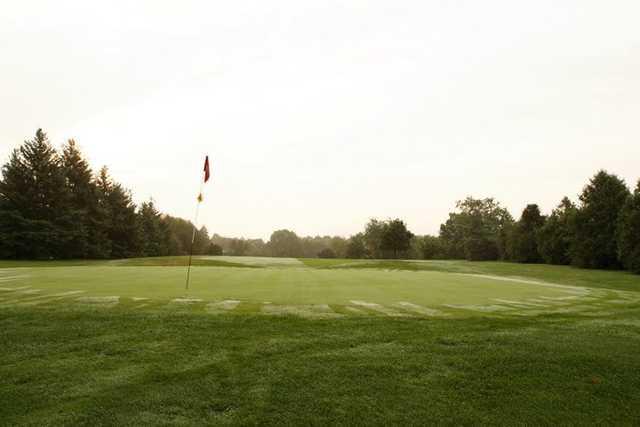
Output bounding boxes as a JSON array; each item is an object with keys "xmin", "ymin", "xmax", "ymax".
[
  {"xmin": 2, "ymin": 257, "xmax": 640, "ymax": 425},
  {"xmin": 1, "ymin": 266, "xmax": 578, "ymax": 309}
]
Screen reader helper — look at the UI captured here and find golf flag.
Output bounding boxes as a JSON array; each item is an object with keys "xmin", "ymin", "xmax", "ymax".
[
  {"xmin": 204, "ymin": 155, "xmax": 210, "ymax": 183},
  {"xmin": 197, "ymin": 156, "xmax": 210, "ymax": 203}
]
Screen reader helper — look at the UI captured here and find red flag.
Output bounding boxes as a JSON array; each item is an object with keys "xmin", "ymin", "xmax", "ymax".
[{"xmin": 203, "ymin": 156, "xmax": 210, "ymax": 183}]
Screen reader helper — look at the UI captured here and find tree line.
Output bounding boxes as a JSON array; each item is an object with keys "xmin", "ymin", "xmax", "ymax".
[
  {"xmin": 212, "ymin": 172, "xmax": 640, "ymax": 276},
  {"xmin": 0, "ymin": 129, "xmax": 215, "ymax": 259},
  {"xmin": 1, "ymin": 130, "xmax": 639, "ymax": 274},
  {"xmin": 421, "ymin": 171, "xmax": 640, "ymax": 274},
  {"xmin": 211, "ymin": 218, "xmax": 414, "ymax": 260}
]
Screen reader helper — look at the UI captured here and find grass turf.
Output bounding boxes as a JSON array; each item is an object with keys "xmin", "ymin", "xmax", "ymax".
[
  {"xmin": 2, "ymin": 307, "xmax": 640, "ymax": 425},
  {"xmin": 1, "ymin": 257, "xmax": 640, "ymax": 425}
]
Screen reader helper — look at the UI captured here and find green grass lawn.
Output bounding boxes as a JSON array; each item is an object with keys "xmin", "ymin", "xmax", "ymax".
[{"xmin": 1, "ymin": 257, "xmax": 640, "ymax": 425}]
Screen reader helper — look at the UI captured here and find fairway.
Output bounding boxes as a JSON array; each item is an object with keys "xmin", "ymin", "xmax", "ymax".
[{"xmin": 2, "ymin": 257, "xmax": 639, "ymax": 317}]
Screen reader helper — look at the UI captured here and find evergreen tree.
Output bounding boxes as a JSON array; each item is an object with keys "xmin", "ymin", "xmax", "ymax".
[
  {"xmin": 0, "ymin": 129, "xmax": 72, "ymax": 258},
  {"xmin": 537, "ymin": 197, "xmax": 576, "ymax": 265},
  {"xmin": 164, "ymin": 215, "xmax": 193, "ymax": 255},
  {"xmin": 571, "ymin": 171, "xmax": 630, "ymax": 269},
  {"xmin": 96, "ymin": 167, "xmax": 141, "ymax": 258},
  {"xmin": 138, "ymin": 200, "xmax": 171, "ymax": 257},
  {"xmin": 617, "ymin": 181, "xmax": 640, "ymax": 273},
  {"xmin": 193, "ymin": 226, "xmax": 210, "ymax": 255},
  {"xmin": 60, "ymin": 139, "xmax": 111, "ymax": 258}
]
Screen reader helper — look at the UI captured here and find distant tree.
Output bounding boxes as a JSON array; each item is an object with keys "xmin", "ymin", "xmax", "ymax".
[
  {"xmin": 268, "ymin": 229, "xmax": 302, "ymax": 257},
  {"xmin": 419, "ymin": 235, "xmax": 446, "ymax": 259},
  {"xmin": 164, "ymin": 215, "xmax": 193, "ymax": 255},
  {"xmin": 380, "ymin": 219, "xmax": 413, "ymax": 258},
  {"xmin": 407, "ymin": 236, "xmax": 422, "ymax": 259},
  {"xmin": 537, "ymin": 197, "xmax": 576, "ymax": 265},
  {"xmin": 301, "ymin": 236, "xmax": 332, "ymax": 258},
  {"xmin": 330, "ymin": 236, "xmax": 348, "ymax": 258},
  {"xmin": 317, "ymin": 248, "xmax": 336, "ymax": 258},
  {"xmin": 617, "ymin": 180, "xmax": 640, "ymax": 273},
  {"xmin": 496, "ymin": 219, "xmax": 516, "ymax": 261},
  {"xmin": 571, "ymin": 171, "xmax": 630, "ymax": 269},
  {"xmin": 96, "ymin": 167, "xmax": 141, "ymax": 258},
  {"xmin": 246, "ymin": 238, "xmax": 268, "ymax": 256},
  {"xmin": 0, "ymin": 129, "xmax": 72, "ymax": 259},
  {"xmin": 511, "ymin": 204, "xmax": 545, "ymax": 263},
  {"xmin": 439, "ymin": 214, "xmax": 466, "ymax": 259},
  {"xmin": 229, "ymin": 238, "xmax": 251, "ymax": 256},
  {"xmin": 440, "ymin": 197, "xmax": 512, "ymax": 261},
  {"xmin": 363, "ymin": 219, "xmax": 385, "ymax": 259},
  {"xmin": 207, "ymin": 243, "xmax": 223, "ymax": 256},
  {"xmin": 345, "ymin": 233, "xmax": 367, "ymax": 259},
  {"xmin": 190, "ymin": 226, "xmax": 210, "ymax": 255},
  {"xmin": 138, "ymin": 200, "xmax": 171, "ymax": 257}
]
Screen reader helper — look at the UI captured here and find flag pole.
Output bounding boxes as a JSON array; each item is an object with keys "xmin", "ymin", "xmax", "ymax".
[
  {"xmin": 185, "ymin": 155, "xmax": 210, "ymax": 291},
  {"xmin": 184, "ymin": 180, "xmax": 203, "ymax": 291}
]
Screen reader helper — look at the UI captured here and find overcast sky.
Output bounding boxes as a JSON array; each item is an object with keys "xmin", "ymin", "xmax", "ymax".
[{"xmin": 1, "ymin": 1, "xmax": 639, "ymax": 240}]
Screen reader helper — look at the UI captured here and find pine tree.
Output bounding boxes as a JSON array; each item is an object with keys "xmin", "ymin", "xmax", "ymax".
[
  {"xmin": 571, "ymin": 171, "xmax": 630, "ymax": 269},
  {"xmin": 96, "ymin": 167, "xmax": 141, "ymax": 258},
  {"xmin": 60, "ymin": 139, "xmax": 112, "ymax": 258},
  {"xmin": 617, "ymin": 181, "xmax": 640, "ymax": 273},
  {"xmin": 138, "ymin": 200, "xmax": 170, "ymax": 257},
  {"xmin": 0, "ymin": 129, "xmax": 72, "ymax": 258},
  {"xmin": 193, "ymin": 226, "xmax": 210, "ymax": 255}
]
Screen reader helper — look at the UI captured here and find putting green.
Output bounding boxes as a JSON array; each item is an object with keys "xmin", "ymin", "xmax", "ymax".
[{"xmin": 2, "ymin": 257, "xmax": 638, "ymax": 317}]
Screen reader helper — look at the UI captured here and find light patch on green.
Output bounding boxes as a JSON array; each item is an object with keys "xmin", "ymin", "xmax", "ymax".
[
  {"xmin": 171, "ymin": 298, "xmax": 203, "ymax": 304},
  {"xmin": 443, "ymin": 304, "xmax": 514, "ymax": 313},
  {"xmin": 395, "ymin": 302, "xmax": 447, "ymax": 316},
  {"xmin": 350, "ymin": 300, "xmax": 409, "ymax": 317},
  {"xmin": 459, "ymin": 273, "xmax": 590, "ymax": 294},
  {"xmin": 15, "ymin": 289, "xmax": 41, "ymax": 295},
  {"xmin": 0, "ymin": 286, "xmax": 31, "ymax": 292},
  {"xmin": 343, "ymin": 306, "xmax": 367, "ymax": 315},
  {"xmin": 493, "ymin": 299, "xmax": 547, "ymax": 307},
  {"xmin": 0, "ymin": 290, "xmax": 86, "ymax": 306},
  {"xmin": 203, "ymin": 256, "xmax": 303, "ymax": 267},
  {"xmin": 262, "ymin": 303, "xmax": 342, "ymax": 318},
  {"xmin": 206, "ymin": 300, "xmax": 241, "ymax": 312},
  {"xmin": 77, "ymin": 296, "xmax": 120, "ymax": 306}
]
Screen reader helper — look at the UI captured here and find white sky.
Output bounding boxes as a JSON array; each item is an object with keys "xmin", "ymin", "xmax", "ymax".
[{"xmin": 1, "ymin": 1, "xmax": 639, "ymax": 240}]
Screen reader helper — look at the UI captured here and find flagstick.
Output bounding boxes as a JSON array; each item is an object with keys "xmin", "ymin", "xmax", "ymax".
[{"xmin": 185, "ymin": 180, "xmax": 204, "ymax": 292}]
